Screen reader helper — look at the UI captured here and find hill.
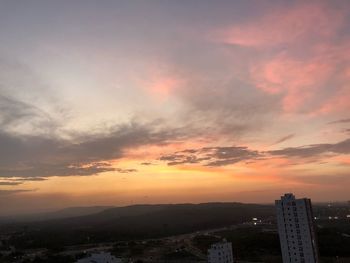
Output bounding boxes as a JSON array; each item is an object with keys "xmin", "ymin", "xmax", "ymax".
[
  {"xmin": 0, "ymin": 206, "xmax": 114, "ymax": 223},
  {"xmin": 3, "ymin": 202, "xmax": 275, "ymax": 249}
]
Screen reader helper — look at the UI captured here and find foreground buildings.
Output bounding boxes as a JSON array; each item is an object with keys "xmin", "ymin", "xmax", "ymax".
[
  {"xmin": 207, "ymin": 240, "xmax": 234, "ymax": 263},
  {"xmin": 276, "ymin": 193, "xmax": 319, "ymax": 263}
]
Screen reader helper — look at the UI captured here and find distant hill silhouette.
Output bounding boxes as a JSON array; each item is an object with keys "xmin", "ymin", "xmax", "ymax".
[
  {"xmin": 0, "ymin": 206, "xmax": 114, "ymax": 223},
  {"xmin": 3, "ymin": 202, "xmax": 275, "ymax": 249}
]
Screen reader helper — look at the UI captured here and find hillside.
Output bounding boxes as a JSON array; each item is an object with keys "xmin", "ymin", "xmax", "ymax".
[{"xmin": 4, "ymin": 202, "xmax": 275, "ymax": 249}]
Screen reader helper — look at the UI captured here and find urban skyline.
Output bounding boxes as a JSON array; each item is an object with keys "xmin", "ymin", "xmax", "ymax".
[
  {"xmin": 1, "ymin": 0, "xmax": 350, "ymax": 216},
  {"xmin": 0, "ymin": 192, "xmax": 349, "ymax": 262}
]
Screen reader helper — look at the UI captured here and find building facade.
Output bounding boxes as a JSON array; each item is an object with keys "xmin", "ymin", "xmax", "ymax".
[
  {"xmin": 207, "ymin": 240, "xmax": 234, "ymax": 263},
  {"xmin": 276, "ymin": 193, "xmax": 319, "ymax": 263}
]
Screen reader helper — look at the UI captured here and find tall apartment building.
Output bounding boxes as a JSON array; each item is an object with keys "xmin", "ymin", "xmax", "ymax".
[
  {"xmin": 207, "ymin": 240, "xmax": 234, "ymax": 263},
  {"xmin": 275, "ymin": 193, "xmax": 319, "ymax": 263}
]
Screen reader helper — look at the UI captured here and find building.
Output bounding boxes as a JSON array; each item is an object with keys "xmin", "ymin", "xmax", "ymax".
[
  {"xmin": 275, "ymin": 193, "xmax": 319, "ymax": 263},
  {"xmin": 207, "ymin": 240, "xmax": 234, "ymax": 263},
  {"xmin": 76, "ymin": 252, "xmax": 122, "ymax": 263}
]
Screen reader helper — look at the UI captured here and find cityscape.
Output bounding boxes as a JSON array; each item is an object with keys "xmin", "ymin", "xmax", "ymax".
[
  {"xmin": 1, "ymin": 1, "xmax": 350, "ymax": 262},
  {"xmin": 0, "ymin": 193, "xmax": 349, "ymax": 262}
]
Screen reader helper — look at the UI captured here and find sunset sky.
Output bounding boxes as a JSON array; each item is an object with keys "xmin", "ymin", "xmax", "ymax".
[{"xmin": 1, "ymin": 0, "xmax": 350, "ymax": 216}]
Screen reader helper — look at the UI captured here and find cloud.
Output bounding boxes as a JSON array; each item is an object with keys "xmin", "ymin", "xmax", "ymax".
[
  {"xmin": 247, "ymin": 40, "xmax": 350, "ymax": 114},
  {"xmin": 273, "ymin": 134, "xmax": 295, "ymax": 145},
  {"xmin": 0, "ymin": 189, "xmax": 36, "ymax": 196},
  {"xmin": 140, "ymin": 162, "xmax": 153, "ymax": 166},
  {"xmin": 0, "ymin": 120, "xmax": 177, "ymax": 178},
  {"xmin": 12, "ymin": 177, "xmax": 47, "ymax": 182},
  {"xmin": 268, "ymin": 138, "xmax": 350, "ymax": 158},
  {"xmin": 160, "ymin": 137, "xmax": 350, "ymax": 167},
  {"xmin": 160, "ymin": 146, "xmax": 261, "ymax": 167},
  {"xmin": 0, "ymin": 58, "xmax": 66, "ymax": 136},
  {"xmin": 0, "ymin": 95, "xmax": 57, "ymax": 135},
  {"xmin": 0, "ymin": 62, "xmax": 184, "ymax": 179},
  {"xmin": 0, "ymin": 181, "xmax": 22, "ymax": 186},
  {"xmin": 251, "ymin": 54, "xmax": 337, "ymax": 113},
  {"xmin": 209, "ymin": 2, "xmax": 350, "ymax": 115},
  {"xmin": 290, "ymin": 174, "xmax": 350, "ymax": 186},
  {"xmin": 115, "ymin": 168, "xmax": 138, "ymax": 173},
  {"xmin": 328, "ymin": 118, "xmax": 350, "ymax": 124},
  {"xmin": 220, "ymin": 2, "xmax": 343, "ymax": 48},
  {"xmin": 0, "ymin": 177, "xmax": 47, "ymax": 186}
]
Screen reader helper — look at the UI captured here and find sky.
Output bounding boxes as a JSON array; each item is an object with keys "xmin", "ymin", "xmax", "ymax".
[{"xmin": 0, "ymin": 0, "xmax": 350, "ymax": 216}]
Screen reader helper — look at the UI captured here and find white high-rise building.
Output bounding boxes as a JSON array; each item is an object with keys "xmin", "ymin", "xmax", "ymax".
[
  {"xmin": 207, "ymin": 240, "xmax": 234, "ymax": 263},
  {"xmin": 275, "ymin": 193, "xmax": 319, "ymax": 263}
]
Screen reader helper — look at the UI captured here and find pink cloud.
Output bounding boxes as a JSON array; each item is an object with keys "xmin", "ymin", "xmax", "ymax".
[
  {"xmin": 221, "ymin": 2, "xmax": 343, "ymax": 47},
  {"xmin": 211, "ymin": 2, "xmax": 350, "ymax": 115},
  {"xmin": 311, "ymin": 43, "xmax": 350, "ymax": 114},
  {"xmin": 316, "ymin": 85, "xmax": 350, "ymax": 114},
  {"xmin": 251, "ymin": 51, "xmax": 350, "ymax": 114},
  {"xmin": 251, "ymin": 54, "xmax": 334, "ymax": 112},
  {"xmin": 252, "ymin": 50, "xmax": 350, "ymax": 114},
  {"xmin": 147, "ymin": 75, "xmax": 179, "ymax": 100},
  {"xmin": 135, "ymin": 65, "xmax": 184, "ymax": 102}
]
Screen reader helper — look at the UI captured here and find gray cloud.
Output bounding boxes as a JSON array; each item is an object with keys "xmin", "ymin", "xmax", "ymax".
[
  {"xmin": 160, "ymin": 138, "xmax": 350, "ymax": 167},
  {"xmin": 160, "ymin": 146, "xmax": 261, "ymax": 167},
  {"xmin": 328, "ymin": 118, "xmax": 350, "ymax": 124},
  {"xmin": 0, "ymin": 189, "xmax": 36, "ymax": 196},
  {"xmin": 115, "ymin": 168, "xmax": 138, "ymax": 173},
  {"xmin": 268, "ymin": 138, "xmax": 350, "ymax": 158},
  {"xmin": 0, "ymin": 177, "xmax": 47, "ymax": 186},
  {"xmin": 0, "ymin": 121, "xmax": 177, "ymax": 178},
  {"xmin": 174, "ymin": 71, "xmax": 281, "ymax": 139},
  {"xmin": 13, "ymin": 177, "xmax": 47, "ymax": 182},
  {"xmin": 140, "ymin": 162, "xmax": 153, "ymax": 166},
  {"xmin": 0, "ymin": 95, "xmax": 54, "ymax": 133},
  {"xmin": 0, "ymin": 73, "xmax": 184, "ymax": 179},
  {"xmin": 0, "ymin": 58, "xmax": 65, "ymax": 137},
  {"xmin": 273, "ymin": 134, "xmax": 295, "ymax": 145},
  {"xmin": 0, "ymin": 181, "xmax": 22, "ymax": 186}
]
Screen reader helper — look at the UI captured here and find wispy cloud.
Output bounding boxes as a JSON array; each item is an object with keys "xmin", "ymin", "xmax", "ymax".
[
  {"xmin": 328, "ymin": 118, "xmax": 350, "ymax": 124},
  {"xmin": 268, "ymin": 138, "xmax": 350, "ymax": 158},
  {"xmin": 0, "ymin": 95, "xmax": 57, "ymax": 135},
  {"xmin": 273, "ymin": 134, "xmax": 295, "ymax": 145},
  {"xmin": 160, "ymin": 146, "xmax": 261, "ymax": 167},
  {"xmin": 160, "ymin": 137, "xmax": 350, "ymax": 167},
  {"xmin": 220, "ymin": 2, "xmax": 343, "ymax": 48},
  {"xmin": 0, "ymin": 181, "xmax": 22, "ymax": 186},
  {"xmin": 0, "ymin": 189, "xmax": 36, "ymax": 196},
  {"xmin": 289, "ymin": 174, "xmax": 350, "ymax": 186}
]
